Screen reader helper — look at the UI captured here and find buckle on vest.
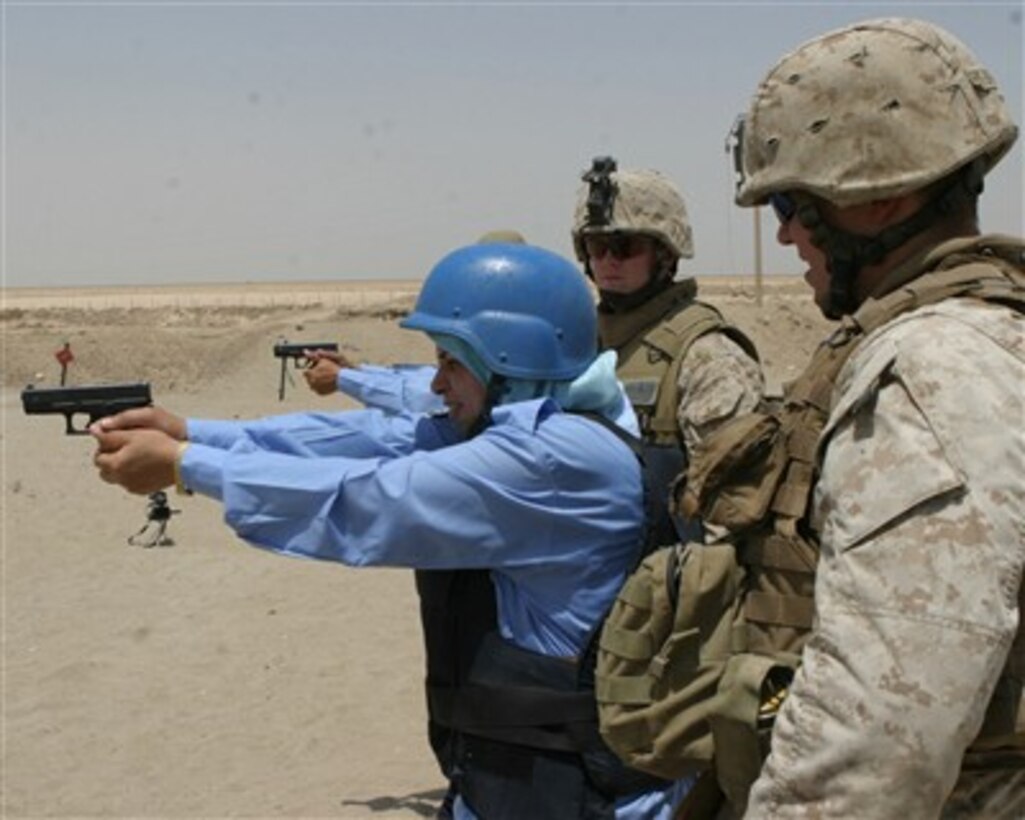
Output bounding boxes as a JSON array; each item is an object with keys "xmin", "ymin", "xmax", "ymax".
[{"xmin": 623, "ymin": 379, "xmax": 659, "ymax": 408}]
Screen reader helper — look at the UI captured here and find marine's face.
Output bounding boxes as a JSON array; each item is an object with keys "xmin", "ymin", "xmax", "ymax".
[
  {"xmin": 585, "ymin": 232, "xmax": 657, "ymax": 295},
  {"xmin": 774, "ymin": 191, "xmax": 919, "ymax": 316},
  {"xmin": 773, "ymin": 202, "xmax": 831, "ymax": 315},
  {"xmin": 431, "ymin": 349, "xmax": 487, "ymax": 435}
]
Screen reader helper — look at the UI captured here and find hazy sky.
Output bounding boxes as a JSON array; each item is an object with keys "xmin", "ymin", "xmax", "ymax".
[{"xmin": 4, "ymin": 1, "xmax": 1023, "ymax": 288}]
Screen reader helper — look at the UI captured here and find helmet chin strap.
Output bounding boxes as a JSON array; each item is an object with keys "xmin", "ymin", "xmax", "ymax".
[
  {"xmin": 797, "ymin": 202, "xmax": 887, "ymax": 318},
  {"xmin": 599, "ymin": 271, "xmax": 674, "ymax": 313},
  {"xmin": 798, "ymin": 159, "xmax": 986, "ymax": 319}
]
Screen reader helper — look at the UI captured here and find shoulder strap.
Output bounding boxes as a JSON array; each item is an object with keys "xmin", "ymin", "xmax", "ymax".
[
  {"xmin": 854, "ymin": 259, "xmax": 1025, "ymax": 337},
  {"xmin": 644, "ymin": 299, "xmax": 758, "ymax": 364},
  {"xmin": 772, "ymin": 256, "xmax": 1025, "ymax": 546},
  {"xmin": 790, "ymin": 256, "xmax": 1025, "ymax": 422},
  {"xmin": 572, "ymin": 411, "xmax": 681, "ymax": 563},
  {"xmin": 644, "ymin": 301, "xmax": 759, "ymax": 443}
]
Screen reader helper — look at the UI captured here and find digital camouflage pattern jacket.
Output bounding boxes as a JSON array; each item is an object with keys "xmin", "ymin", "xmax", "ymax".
[{"xmin": 747, "ymin": 235, "xmax": 1025, "ymax": 819}]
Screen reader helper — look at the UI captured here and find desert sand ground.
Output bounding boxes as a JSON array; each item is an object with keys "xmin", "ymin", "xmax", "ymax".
[{"xmin": 2, "ymin": 276, "xmax": 833, "ymax": 819}]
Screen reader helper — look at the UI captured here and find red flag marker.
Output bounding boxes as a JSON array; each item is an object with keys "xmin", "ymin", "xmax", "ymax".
[{"xmin": 54, "ymin": 342, "xmax": 74, "ymax": 384}]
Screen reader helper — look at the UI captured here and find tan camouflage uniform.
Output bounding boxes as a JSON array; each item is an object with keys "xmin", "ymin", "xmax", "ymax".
[
  {"xmin": 730, "ymin": 17, "xmax": 1025, "ymax": 818},
  {"xmin": 745, "ymin": 237, "xmax": 1025, "ymax": 818},
  {"xmin": 597, "ymin": 283, "xmax": 764, "ymax": 454},
  {"xmin": 676, "ymin": 331, "xmax": 763, "ymax": 455},
  {"xmin": 574, "ymin": 164, "xmax": 764, "ymax": 456}
]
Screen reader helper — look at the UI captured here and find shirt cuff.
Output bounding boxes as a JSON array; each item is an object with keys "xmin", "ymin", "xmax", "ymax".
[
  {"xmin": 336, "ymin": 367, "xmax": 368, "ymax": 398},
  {"xmin": 178, "ymin": 442, "xmax": 229, "ymax": 501},
  {"xmin": 173, "ymin": 442, "xmax": 193, "ymax": 496}
]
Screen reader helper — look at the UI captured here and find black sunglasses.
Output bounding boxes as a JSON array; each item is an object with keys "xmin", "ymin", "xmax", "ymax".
[
  {"xmin": 583, "ymin": 233, "xmax": 651, "ymax": 261},
  {"xmin": 769, "ymin": 192, "xmax": 798, "ymax": 224}
]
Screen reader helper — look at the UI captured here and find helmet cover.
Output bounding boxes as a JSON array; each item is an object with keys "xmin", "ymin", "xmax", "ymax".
[
  {"xmin": 572, "ymin": 164, "xmax": 694, "ymax": 261},
  {"xmin": 734, "ymin": 17, "xmax": 1018, "ymax": 207}
]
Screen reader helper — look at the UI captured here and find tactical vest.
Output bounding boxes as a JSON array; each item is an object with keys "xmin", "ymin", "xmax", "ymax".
[
  {"xmin": 601, "ymin": 279, "xmax": 759, "ymax": 449},
  {"xmin": 603, "ymin": 281, "xmax": 759, "ymax": 544},
  {"xmin": 678, "ymin": 244, "xmax": 1025, "ymax": 813},
  {"xmin": 593, "ymin": 241, "xmax": 1025, "ymax": 819},
  {"xmin": 416, "ymin": 412, "xmax": 679, "ymax": 820},
  {"xmin": 415, "ymin": 568, "xmax": 497, "ymax": 780}
]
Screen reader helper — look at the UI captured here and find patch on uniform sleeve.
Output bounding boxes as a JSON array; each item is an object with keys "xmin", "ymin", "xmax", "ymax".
[
  {"xmin": 623, "ymin": 378, "xmax": 660, "ymax": 409},
  {"xmin": 815, "ymin": 353, "xmax": 965, "ymax": 551}
]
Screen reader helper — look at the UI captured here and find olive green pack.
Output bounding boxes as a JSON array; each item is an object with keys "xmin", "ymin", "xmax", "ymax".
[
  {"xmin": 596, "ymin": 406, "xmax": 806, "ymax": 816},
  {"xmin": 594, "ymin": 249, "xmax": 1025, "ymax": 817}
]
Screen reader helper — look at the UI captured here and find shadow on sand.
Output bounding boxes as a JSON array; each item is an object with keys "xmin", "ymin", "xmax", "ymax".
[{"xmin": 341, "ymin": 786, "xmax": 449, "ymax": 817}]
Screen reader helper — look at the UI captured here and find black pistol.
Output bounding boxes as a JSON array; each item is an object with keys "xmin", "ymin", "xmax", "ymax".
[
  {"xmin": 273, "ymin": 340, "xmax": 339, "ymax": 400},
  {"xmin": 21, "ymin": 382, "xmax": 153, "ymax": 435}
]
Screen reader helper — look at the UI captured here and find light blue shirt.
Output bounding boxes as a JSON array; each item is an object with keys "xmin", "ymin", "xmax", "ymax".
[
  {"xmin": 336, "ymin": 363, "xmax": 444, "ymax": 415},
  {"xmin": 179, "ymin": 398, "xmax": 691, "ymax": 816},
  {"xmin": 182, "ymin": 399, "xmax": 641, "ymax": 655}
]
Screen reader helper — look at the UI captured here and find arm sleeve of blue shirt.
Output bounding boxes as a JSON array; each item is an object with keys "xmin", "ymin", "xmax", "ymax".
[
  {"xmin": 179, "ymin": 401, "xmax": 643, "ymax": 658},
  {"xmin": 179, "ymin": 401, "xmax": 640, "ymax": 571},
  {"xmin": 336, "ymin": 364, "xmax": 443, "ymax": 415},
  {"xmin": 185, "ymin": 408, "xmax": 447, "ymax": 458},
  {"xmin": 183, "ymin": 409, "xmax": 460, "ymax": 498}
]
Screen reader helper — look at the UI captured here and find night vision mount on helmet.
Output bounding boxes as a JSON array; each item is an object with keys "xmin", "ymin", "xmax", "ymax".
[{"xmin": 572, "ymin": 157, "xmax": 695, "ymax": 265}]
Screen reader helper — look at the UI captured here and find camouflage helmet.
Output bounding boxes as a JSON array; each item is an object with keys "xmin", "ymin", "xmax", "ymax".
[
  {"xmin": 571, "ymin": 165, "xmax": 694, "ymax": 262},
  {"xmin": 733, "ymin": 17, "xmax": 1019, "ymax": 208}
]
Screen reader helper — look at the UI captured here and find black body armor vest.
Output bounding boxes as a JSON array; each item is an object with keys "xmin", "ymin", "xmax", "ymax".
[{"xmin": 414, "ymin": 414, "xmax": 682, "ymax": 819}]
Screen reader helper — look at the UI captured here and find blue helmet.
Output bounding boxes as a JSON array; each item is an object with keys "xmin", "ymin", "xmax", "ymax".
[{"xmin": 401, "ymin": 243, "xmax": 598, "ymax": 381}]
